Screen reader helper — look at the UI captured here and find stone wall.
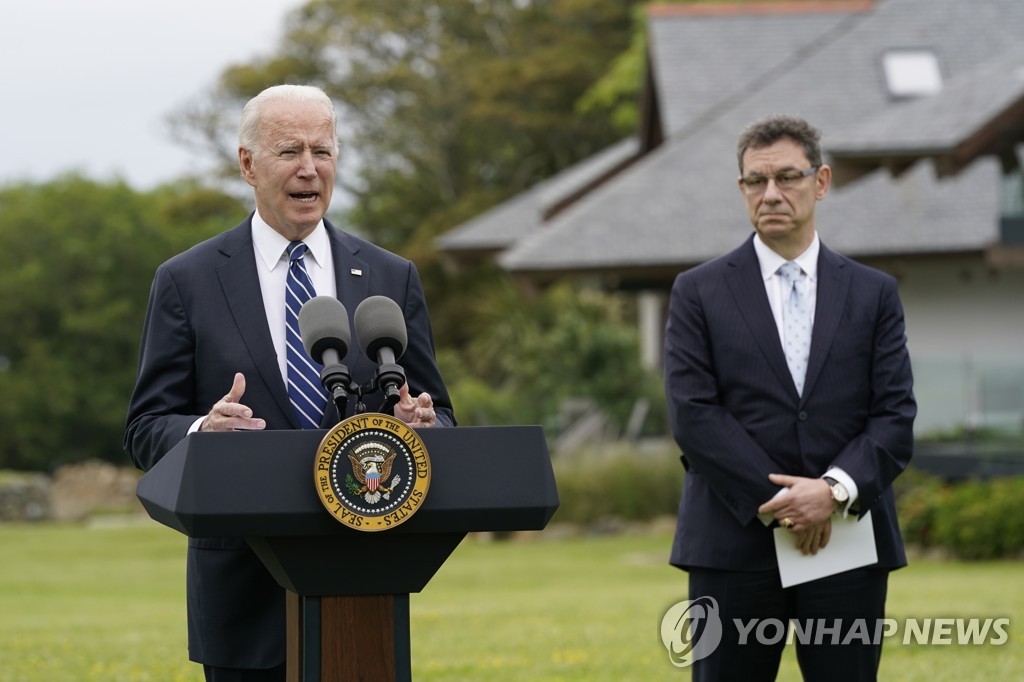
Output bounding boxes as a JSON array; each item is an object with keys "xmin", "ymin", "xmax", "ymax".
[
  {"xmin": 0, "ymin": 473, "xmax": 51, "ymax": 521},
  {"xmin": 0, "ymin": 460, "xmax": 143, "ymax": 522}
]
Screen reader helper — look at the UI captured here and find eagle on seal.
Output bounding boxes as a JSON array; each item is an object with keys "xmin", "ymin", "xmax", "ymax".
[{"xmin": 348, "ymin": 447, "xmax": 399, "ymax": 503}]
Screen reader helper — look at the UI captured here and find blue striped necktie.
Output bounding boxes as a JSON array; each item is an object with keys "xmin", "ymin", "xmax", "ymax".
[{"xmin": 285, "ymin": 241, "xmax": 328, "ymax": 428}]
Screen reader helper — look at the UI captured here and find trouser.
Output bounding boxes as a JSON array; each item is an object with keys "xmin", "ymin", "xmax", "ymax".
[{"xmin": 686, "ymin": 566, "xmax": 889, "ymax": 682}]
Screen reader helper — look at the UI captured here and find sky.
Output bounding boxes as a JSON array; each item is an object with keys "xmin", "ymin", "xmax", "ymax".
[{"xmin": 1, "ymin": 0, "xmax": 305, "ymax": 189}]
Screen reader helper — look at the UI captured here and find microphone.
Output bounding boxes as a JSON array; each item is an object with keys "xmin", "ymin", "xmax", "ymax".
[
  {"xmin": 298, "ymin": 296, "xmax": 353, "ymax": 414},
  {"xmin": 353, "ymin": 296, "xmax": 408, "ymax": 409}
]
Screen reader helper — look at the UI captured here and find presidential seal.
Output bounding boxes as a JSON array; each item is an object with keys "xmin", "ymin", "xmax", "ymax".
[{"xmin": 314, "ymin": 413, "xmax": 430, "ymax": 531}]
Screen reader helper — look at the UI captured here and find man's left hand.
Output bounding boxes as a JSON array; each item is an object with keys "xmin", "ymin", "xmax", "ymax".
[
  {"xmin": 793, "ymin": 518, "xmax": 832, "ymax": 555},
  {"xmin": 394, "ymin": 383, "xmax": 437, "ymax": 428}
]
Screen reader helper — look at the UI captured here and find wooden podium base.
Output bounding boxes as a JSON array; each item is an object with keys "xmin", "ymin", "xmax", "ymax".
[{"xmin": 286, "ymin": 591, "xmax": 411, "ymax": 682}]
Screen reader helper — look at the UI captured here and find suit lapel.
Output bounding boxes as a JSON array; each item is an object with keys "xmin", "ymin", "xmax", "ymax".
[
  {"xmin": 724, "ymin": 238, "xmax": 798, "ymax": 397},
  {"xmin": 803, "ymin": 244, "xmax": 851, "ymax": 403},
  {"xmin": 326, "ymin": 221, "xmax": 370, "ymax": 334},
  {"xmin": 215, "ymin": 219, "xmax": 299, "ymax": 428},
  {"xmin": 321, "ymin": 221, "xmax": 370, "ymax": 426}
]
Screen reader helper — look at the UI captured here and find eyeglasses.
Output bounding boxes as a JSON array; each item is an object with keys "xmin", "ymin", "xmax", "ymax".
[{"xmin": 739, "ymin": 166, "xmax": 819, "ymax": 194}]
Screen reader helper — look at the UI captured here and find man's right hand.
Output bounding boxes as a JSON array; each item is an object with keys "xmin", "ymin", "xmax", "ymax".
[{"xmin": 199, "ymin": 372, "xmax": 266, "ymax": 432}]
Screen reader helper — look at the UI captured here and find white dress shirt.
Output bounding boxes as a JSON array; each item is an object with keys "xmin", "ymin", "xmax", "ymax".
[
  {"xmin": 753, "ymin": 232, "xmax": 819, "ymax": 351},
  {"xmin": 251, "ymin": 211, "xmax": 337, "ymax": 385},
  {"xmin": 752, "ymin": 232, "xmax": 858, "ymax": 518}
]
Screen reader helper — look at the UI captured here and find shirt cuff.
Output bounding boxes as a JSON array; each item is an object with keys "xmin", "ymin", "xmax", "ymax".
[
  {"xmin": 824, "ymin": 466, "xmax": 858, "ymax": 518},
  {"xmin": 187, "ymin": 416, "xmax": 205, "ymax": 435}
]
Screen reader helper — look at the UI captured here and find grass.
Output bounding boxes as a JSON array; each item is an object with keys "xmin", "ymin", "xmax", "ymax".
[
  {"xmin": 0, "ymin": 520, "xmax": 194, "ymax": 682},
  {"xmin": 0, "ymin": 520, "xmax": 1021, "ymax": 681}
]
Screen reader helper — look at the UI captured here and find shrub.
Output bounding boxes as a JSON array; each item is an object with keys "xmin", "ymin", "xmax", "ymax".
[
  {"xmin": 930, "ymin": 478, "xmax": 1024, "ymax": 559},
  {"xmin": 894, "ymin": 466, "xmax": 950, "ymax": 548},
  {"xmin": 550, "ymin": 443, "xmax": 683, "ymax": 525},
  {"xmin": 895, "ymin": 467, "xmax": 1024, "ymax": 559},
  {"xmin": 546, "ymin": 446, "xmax": 1024, "ymax": 561}
]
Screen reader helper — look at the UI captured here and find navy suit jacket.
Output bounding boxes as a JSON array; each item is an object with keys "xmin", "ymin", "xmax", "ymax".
[
  {"xmin": 124, "ymin": 216, "xmax": 453, "ymax": 667},
  {"xmin": 664, "ymin": 236, "xmax": 915, "ymax": 573}
]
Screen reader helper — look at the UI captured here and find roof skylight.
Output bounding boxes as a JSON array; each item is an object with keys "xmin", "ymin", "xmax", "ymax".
[{"xmin": 883, "ymin": 50, "xmax": 943, "ymax": 98}]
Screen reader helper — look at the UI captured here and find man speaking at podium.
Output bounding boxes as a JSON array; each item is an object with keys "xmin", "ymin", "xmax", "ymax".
[{"xmin": 125, "ymin": 84, "xmax": 454, "ymax": 681}]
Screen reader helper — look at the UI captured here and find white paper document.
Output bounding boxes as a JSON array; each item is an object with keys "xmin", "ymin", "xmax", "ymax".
[{"xmin": 774, "ymin": 511, "xmax": 878, "ymax": 588}]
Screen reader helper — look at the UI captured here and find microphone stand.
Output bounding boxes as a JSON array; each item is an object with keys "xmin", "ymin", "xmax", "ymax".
[
  {"xmin": 319, "ymin": 362, "xmax": 351, "ymax": 420},
  {"xmin": 320, "ymin": 362, "xmax": 406, "ymax": 420},
  {"xmin": 374, "ymin": 362, "xmax": 405, "ymax": 414}
]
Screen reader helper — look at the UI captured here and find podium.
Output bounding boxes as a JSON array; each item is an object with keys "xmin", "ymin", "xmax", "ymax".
[{"xmin": 136, "ymin": 426, "xmax": 558, "ymax": 681}]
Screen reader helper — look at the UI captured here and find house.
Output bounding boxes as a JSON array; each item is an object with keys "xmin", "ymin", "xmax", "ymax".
[{"xmin": 438, "ymin": 0, "xmax": 1024, "ymax": 438}]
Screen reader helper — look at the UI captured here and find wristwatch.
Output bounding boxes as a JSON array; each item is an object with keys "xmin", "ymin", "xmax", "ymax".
[{"xmin": 823, "ymin": 476, "xmax": 849, "ymax": 507}]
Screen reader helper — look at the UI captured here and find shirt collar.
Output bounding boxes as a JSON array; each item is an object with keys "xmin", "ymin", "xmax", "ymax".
[
  {"xmin": 753, "ymin": 232, "xmax": 820, "ymax": 282},
  {"xmin": 251, "ymin": 210, "xmax": 329, "ymax": 272}
]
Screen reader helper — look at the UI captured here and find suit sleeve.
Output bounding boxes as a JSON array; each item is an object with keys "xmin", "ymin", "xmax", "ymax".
[
  {"xmin": 398, "ymin": 261, "xmax": 456, "ymax": 427},
  {"xmin": 123, "ymin": 265, "xmax": 202, "ymax": 471},
  {"xmin": 664, "ymin": 272, "xmax": 784, "ymax": 525},
  {"xmin": 829, "ymin": 276, "xmax": 915, "ymax": 516}
]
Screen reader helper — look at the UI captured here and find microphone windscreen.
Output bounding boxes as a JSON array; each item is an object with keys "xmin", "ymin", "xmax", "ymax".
[
  {"xmin": 354, "ymin": 296, "xmax": 407, "ymax": 360},
  {"xmin": 298, "ymin": 296, "xmax": 351, "ymax": 364}
]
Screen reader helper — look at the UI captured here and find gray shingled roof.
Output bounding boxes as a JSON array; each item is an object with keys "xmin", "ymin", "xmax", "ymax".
[
  {"xmin": 492, "ymin": 0, "xmax": 1022, "ymax": 278},
  {"xmin": 647, "ymin": 2, "xmax": 867, "ymax": 137},
  {"xmin": 435, "ymin": 136, "xmax": 639, "ymax": 254},
  {"xmin": 827, "ymin": 46, "xmax": 1024, "ymax": 179}
]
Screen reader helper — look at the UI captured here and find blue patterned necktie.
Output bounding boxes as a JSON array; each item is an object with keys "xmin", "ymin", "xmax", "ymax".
[
  {"xmin": 285, "ymin": 241, "xmax": 327, "ymax": 428},
  {"xmin": 779, "ymin": 261, "xmax": 811, "ymax": 397}
]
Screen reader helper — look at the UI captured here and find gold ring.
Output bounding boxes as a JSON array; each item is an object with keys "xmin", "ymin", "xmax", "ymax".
[{"xmin": 782, "ymin": 517, "xmax": 795, "ymax": 529}]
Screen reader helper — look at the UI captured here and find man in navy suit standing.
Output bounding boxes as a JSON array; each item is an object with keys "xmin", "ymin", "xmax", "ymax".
[
  {"xmin": 664, "ymin": 115, "xmax": 915, "ymax": 681},
  {"xmin": 125, "ymin": 84, "xmax": 454, "ymax": 681}
]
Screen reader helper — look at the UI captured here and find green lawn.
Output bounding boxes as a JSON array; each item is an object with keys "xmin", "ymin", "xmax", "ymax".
[{"xmin": 0, "ymin": 521, "xmax": 1020, "ymax": 681}]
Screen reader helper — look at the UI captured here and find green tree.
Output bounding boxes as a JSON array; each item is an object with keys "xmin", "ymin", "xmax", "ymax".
[
  {"xmin": 439, "ymin": 280, "xmax": 661, "ymax": 435},
  {"xmin": 0, "ymin": 175, "xmax": 246, "ymax": 470},
  {"xmin": 174, "ymin": 0, "xmax": 639, "ymax": 253},
  {"xmin": 576, "ymin": 4, "xmax": 647, "ymax": 132}
]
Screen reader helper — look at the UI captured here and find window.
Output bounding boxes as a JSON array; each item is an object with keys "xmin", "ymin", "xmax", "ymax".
[{"xmin": 882, "ymin": 50, "xmax": 942, "ymax": 98}]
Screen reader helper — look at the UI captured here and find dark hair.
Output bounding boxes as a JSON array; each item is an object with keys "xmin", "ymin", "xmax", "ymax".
[{"xmin": 736, "ymin": 115, "xmax": 822, "ymax": 173}]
